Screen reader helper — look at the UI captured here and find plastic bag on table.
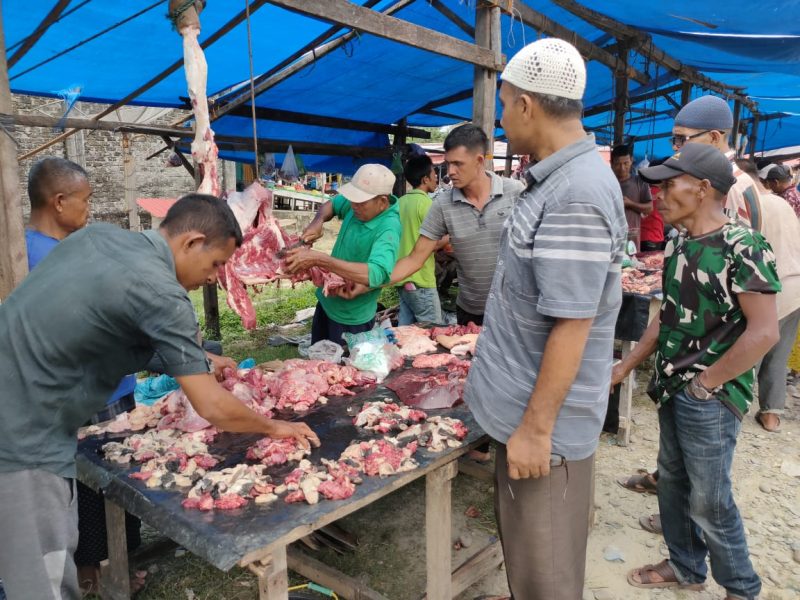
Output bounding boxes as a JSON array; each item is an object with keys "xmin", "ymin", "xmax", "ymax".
[
  {"xmin": 343, "ymin": 326, "xmax": 403, "ymax": 382},
  {"xmin": 307, "ymin": 340, "xmax": 344, "ymax": 364},
  {"xmin": 280, "ymin": 145, "xmax": 300, "ymax": 182}
]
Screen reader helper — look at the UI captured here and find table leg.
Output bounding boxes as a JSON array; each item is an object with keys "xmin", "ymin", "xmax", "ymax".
[
  {"xmin": 426, "ymin": 460, "xmax": 458, "ymax": 600},
  {"xmin": 256, "ymin": 546, "xmax": 289, "ymax": 600},
  {"xmin": 617, "ymin": 341, "xmax": 635, "ymax": 446},
  {"xmin": 99, "ymin": 499, "xmax": 130, "ymax": 600}
]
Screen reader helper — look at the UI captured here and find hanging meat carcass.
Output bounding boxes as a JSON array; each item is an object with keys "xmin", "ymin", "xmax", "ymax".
[{"xmin": 170, "ymin": 0, "xmax": 219, "ymax": 196}]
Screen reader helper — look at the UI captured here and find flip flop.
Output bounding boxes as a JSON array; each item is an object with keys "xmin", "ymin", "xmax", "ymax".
[
  {"xmin": 639, "ymin": 513, "xmax": 663, "ymax": 534},
  {"xmin": 755, "ymin": 412, "xmax": 781, "ymax": 433},
  {"xmin": 627, "ymin": 560, "xmax": 705, "ymax": 590},
  {"xmin": 617, "ymin": 468, "xmax": 658, "ymax": 495}
]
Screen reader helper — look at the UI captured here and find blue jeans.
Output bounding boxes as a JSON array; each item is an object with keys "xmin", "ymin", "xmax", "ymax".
[
  {"xmin": 657, "ymin": 389, "xmax": 761, "ymax": 599},
  {"xmin": 398, "ymin": 287, "xmax": 442, "ymax": 326}
]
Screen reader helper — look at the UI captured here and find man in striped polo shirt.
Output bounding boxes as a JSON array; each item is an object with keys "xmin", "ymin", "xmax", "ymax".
[{"xmin": 464, "ymin": 39, "xmax": 626, "ymax": 599}]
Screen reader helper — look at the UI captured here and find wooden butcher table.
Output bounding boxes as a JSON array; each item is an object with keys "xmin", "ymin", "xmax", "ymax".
[{"xmin": 76, "ymin": 373, "xmax": 496, "ymax": 600}]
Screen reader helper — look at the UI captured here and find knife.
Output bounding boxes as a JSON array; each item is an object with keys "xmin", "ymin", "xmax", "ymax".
[{"xmin": 276, "ymin": 239, "xmax": 309, "ymax": 259}]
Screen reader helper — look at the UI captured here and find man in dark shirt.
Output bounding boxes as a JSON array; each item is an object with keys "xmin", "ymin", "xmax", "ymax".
[
  {"xmin": 0, "ymin": 194, "xmax": 318, "ymax": 599},
  {"xmin": 611, "ymin": 143, "xmax": 652, "ymax": 252}
]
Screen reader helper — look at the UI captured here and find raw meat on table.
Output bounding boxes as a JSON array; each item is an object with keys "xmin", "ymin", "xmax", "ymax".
[
  {"xmin": 340, "ymin": 438, "xmax": 419, "ymax": 477},
  {"xmin": 412, "ymin": 353, "xmax": 470, "ymax": 369},
  {"xmin": 428, "ymin": 323, "xmax": 481, "ymax": 338},
  {"xmin": 351, "ymin": 400, "xmax": 427, "ymax": 433},
  {"xmin": 385, "ymin": 367, "xmax": 469, "ymax": 409},
  {"xmin": 183, "ymin": 463, "xmax": 277, "ymax": 510},
  {"xmin": 396, "ymin": 416, "xmax": 469, "ymax": 452},
  {"xmin": 245, "ymin": 436, "xmax": 309, "ymax": 466},
  {"xmin": 391, "ymin": 326, "xmax": 438, "ymax": 356}
]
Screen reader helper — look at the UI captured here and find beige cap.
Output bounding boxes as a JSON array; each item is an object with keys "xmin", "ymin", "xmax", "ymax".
[
  {"xmin": 501, "ymin": 38, "xmax": 586, "ymax": 100},
  {"xmin": 339, "ymin": 164, "xmax": 396, "ymax": 204}
]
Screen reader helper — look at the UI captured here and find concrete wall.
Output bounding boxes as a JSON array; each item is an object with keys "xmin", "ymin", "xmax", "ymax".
[{"xmin": 15, "ymin": 94, "xmax": 202, "ymax": 230}]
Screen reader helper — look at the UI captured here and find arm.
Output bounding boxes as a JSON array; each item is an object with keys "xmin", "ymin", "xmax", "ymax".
[
  {"xmin": 610, "ymin": 315, "xmax": 660, "ymax": 386},
  {"xmin": 506, "ymin": 317, "xmax": 594, "ymax": 479},
  {"xmin": 433, "ymin": 234, "xmax": 450, "ymax": 251},
  {"xmin": 177, "ymin": 373, "xmax": 320, "ymax": 447},
  {"xmin": 301, "ymin": 200, "xmax": 336, "ymax": 243},
  {"xmin": 390, "ymin": 235, "xmax": 438, "ymax": 284},
  {"xmin": 206, "ymin": 352, "xmax": 237, "ymax": 381},
  {"xmin": 698, "ymin": 292, "xmax": 779, "ymax": 389}
]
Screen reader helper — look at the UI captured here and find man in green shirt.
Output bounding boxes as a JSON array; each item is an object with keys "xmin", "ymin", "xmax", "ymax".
[
  {"xmin": 0, "ymin": 194, "xmax": 318, "ymax": 600},
  {"xmin": 285, "ymin": 164, "xmax": 401, "ymax": 343},
  {"xmin": 612, "ymin": 144, "xmax": 779, "ymax": 599},
  {"xmin": 397, "ymin": 155, "xmax": 443, "ymax": 325}
]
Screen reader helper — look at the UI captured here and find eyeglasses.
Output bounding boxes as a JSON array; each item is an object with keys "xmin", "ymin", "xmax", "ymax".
[{"xmin": 671, "ymin": 130, "xmax": 717, "ymax": 149}]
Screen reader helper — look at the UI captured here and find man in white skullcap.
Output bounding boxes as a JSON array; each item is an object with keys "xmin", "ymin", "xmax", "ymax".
[{"xmin": 463, "ymin": 38, "xmax": 626, "ymax": 599}]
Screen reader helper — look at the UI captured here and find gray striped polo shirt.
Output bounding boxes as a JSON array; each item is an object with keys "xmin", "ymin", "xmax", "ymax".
[
  {"xmin": 420, "ymin": 172, "xmax": 525, "ymax": 314},
  {"xmin": 464, "ymin": 135, "xmax": 627, "ymax": 460}
]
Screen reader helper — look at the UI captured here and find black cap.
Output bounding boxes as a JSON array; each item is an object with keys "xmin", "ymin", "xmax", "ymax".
[
  {"xmin": 764, "ymin": 165, "xmax": 791, "ymax": 181},
  {"xmin": 638, "ymin": 144, "xmax": 736, "ymax": 195}
]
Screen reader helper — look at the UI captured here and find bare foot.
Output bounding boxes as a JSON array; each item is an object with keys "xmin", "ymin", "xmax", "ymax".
[{"xmin": 468, "ymin": 449, "xmax": 491, "ymax": 463}]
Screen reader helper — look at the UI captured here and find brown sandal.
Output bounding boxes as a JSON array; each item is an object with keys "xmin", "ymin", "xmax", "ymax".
[
  {"xmin": 627, "ymin": 560, "xmax": 705, "ymax": 590},
  {"xmin": 639, "ymin": 513, "xmax": 663, "ymax": 534},
  {"xmin": 617, "ymin": 468, "xmax": 658, "ymax": 494}
]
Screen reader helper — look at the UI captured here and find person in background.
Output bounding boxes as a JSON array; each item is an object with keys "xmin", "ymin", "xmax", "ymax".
[
  {"xmin": 760, "ymin": 163, "xmax": 800, "ymax": 219},
  {"xmin": 737, "ymin": 159, "xmax": 800, "ymax": 433},
  {"xmin": 611, "ymin": 143, "xmax": 652, "ymax": 252},
  {"xmin": 640, "ymin": 157, "xmax": 667, "ymax": 252},
  {"xmin": 466, "ymin": 38, "xmax": 626, "ymax": 598},
  {"xmin": 614, "ymin": 144, "xmax": 778, "ymax": 599},
  {"xmin": 396, "ymin": 155, "xmax": 445, "ymax": 325},
  {"xmin": 284, "ymin": 164, "xmax": 401, "ymax": 344},
  {"xmin": 671, "ymin": 95, "xmax": 761, "ymax": 229}
]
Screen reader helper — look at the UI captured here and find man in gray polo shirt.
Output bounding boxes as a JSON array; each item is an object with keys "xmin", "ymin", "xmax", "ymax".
[
  {"xmin": 0, "ymin": 194, "xmax": 318, "ymax": 600},
  {"xmin": 464, "ymin": 39, "xmax": 626, "ymax": 599},
  {"xmin": 389, "ymin": 123, "xmax": 524, "ymax": 326}
]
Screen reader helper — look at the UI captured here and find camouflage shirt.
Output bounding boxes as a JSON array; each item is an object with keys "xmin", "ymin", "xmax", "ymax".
[{"xmin": 647, "ymin": 222, "xmax": 781, "ymax": 417}]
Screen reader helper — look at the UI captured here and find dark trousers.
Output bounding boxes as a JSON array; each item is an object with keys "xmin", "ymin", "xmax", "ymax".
[
  {"xmin": 494, "ymin": 445, "xmax": 594, "ymax": 599},
  {"xmin": 311, "ymin": 303, "xmax": 375, "ymax": 345},
  {"xmin": 74, "ymin": 484, "xmax": 141, "ymax": 567},
  {"xmin": 456, "ymin": 306, "xmax": 483, "ymax": 327}
]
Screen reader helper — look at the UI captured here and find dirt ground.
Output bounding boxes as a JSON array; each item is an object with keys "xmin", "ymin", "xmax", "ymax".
[{"xmin": 127, "ymin": 370, "xmax": 800, "ymax": 600}]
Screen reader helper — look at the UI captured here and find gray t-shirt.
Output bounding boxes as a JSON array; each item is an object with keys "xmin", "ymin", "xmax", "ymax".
[
  {"xmin": 0, "ymin": 224, "xmax": 211, "ymax": 478},
  {"xmin": 420, "ymin": 172, "xmax": 524, "ymax": 314},
  {"xmin": 464, "ymin": 135, "xmax": 627, "ymax": 460}
]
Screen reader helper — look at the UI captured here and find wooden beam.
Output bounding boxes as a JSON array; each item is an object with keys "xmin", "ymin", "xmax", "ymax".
[
  {"xmin": 7, "ymin": 0, "xmax": 70, "ymax": 68},
  {"xmin": 584, "ymin": 83, "xmax": 682, "ymax": 117},
  {"xmin": 287, "ymin": 547, "xmax": 392, "ymax": 600},
  {"xmin": 512, "ymin": 2, "xmax": 649, "ymax": 85},
  {"xmin": 732, "ymin": 100, "xmax": 742, "ymax": 156},
  {"xmin": 213, "ymin": 137, "xmax": 394, "ymax": 158},
  {"xmin": 8, "ymin": 112, "xmax": 194, "ymax": 138},
  {"xmin": 418, "ymin": 108, "xmax": 468, "ymax": 121},
  {"xmin": 450, "ymin": 541, "xmax": 504, "ymax": 597},
  {"xmin": 226, "ymin": 105, "xmax": 430, "ymax": 138},
  {"xmin": 19, "ymin": 0, "xmax": 272, "ymax": 161},
  {"xmin": 429, "ymin": 0, "xmax": 474, "ymax": 38},
  {"xmin": 550, "ymin": 0, "xmax": 756, "ymax": 110},
  {"xmin": 417, "ymin": 88, "xmax": 473, "ymax": 113},
  {"xmin": 748, "ymin": 113, "xmax": 760, "ymax": 157},
  {"xmin": 99, "ymin": 500, "xmax": 130, "ymax": 600},
  {"xmin": 121, "ymin": 133, "xmax": 140, "ymax": 231},
  {"xmin": 0, "ymin": 4, "xmax": 27, "ymax": 300},
  {"xmin": 393, "ymin": 118, "xmax": 407, "ymax": 196},
  {"xmin": 472, "ymin": 2, "xmax": 501, "ymax": 143},
  {"xmin": 680, "ymin": 81, "xmax": 692, "ymax": 106},
  {"xmin": 160, "ymin": 135, "xmax": 196, "ymax": 178},
  {"xmin": 613, "ymin": 42, "xmax": 629, "ymax": 145},
  {"xmin": 426, "ymin": 461, "xmax": 458, "ymax": 599},
  {"xmin": 265, "ymin": 0, "xmax": 500, "ymax": 70}
]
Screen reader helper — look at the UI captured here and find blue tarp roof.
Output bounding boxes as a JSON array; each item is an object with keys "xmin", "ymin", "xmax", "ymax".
[{"xmin": 5, "ymin": 0, "xmax": 800, "ymax": 172}]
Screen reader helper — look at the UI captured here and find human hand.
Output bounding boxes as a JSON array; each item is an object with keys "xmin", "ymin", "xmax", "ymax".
[
  {"xmin": 332, "ymin": 281, "xmax": 371, "ymax": 299},
  {"xmin": 300, "ymin": 222, "xmax": 324, "ymax": 244},
  {"xmin": 284, "ymin": 247, "xmax": 324, "ymax": 274},
  {"xmin": 265, "ymin": 420, "xmax": 320, "ymax": 449},
  {"xmin": 506, "ymin": 425, "xmax": 552, "ymax": 479},
  {"xmin": 610, "ymin": 361, "xmax": 629, "ymax": 388},
  {"xmin": 207, "ymin": 353, "xmax": 237, "ymax": 381}
]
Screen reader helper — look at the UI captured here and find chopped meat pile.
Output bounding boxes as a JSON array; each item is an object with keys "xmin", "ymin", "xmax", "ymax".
[
  {"xmin": 621, "ymin": 268, "xmax": 662, "ymax": 296},
  {"xmin": 340, "ymin": 438, "xmax": 419, "ymax": 477},
  {"xmin": 245, "ymin": 436, "xmax": 309, "ymax": 466},
  {"xmin": 79, "ymin": 403, "xmax": 162, "ymax": 439},
  {"xmin": 103, "ymin": 428, "xmax": 219, "ymax": 490},
  {"xmin": 397, "ymin": 416, "xmax": 469, "ymax": 452},
  {"xmin": 182, "ymin": 463, "xmax": 278, "ymax": 510},
  {"xmin": 279, "ymin": 459, "xmax": 361, "ymax": 505},
  {"xmin": 352, "ymin": 400, "xmax": 427, "ymax": 433},
  {"xmin": 391, "ymin": 325, "xmax": 438, "ymax": 356},
  {"xmin": 638, "ymin": 253, "xmax": 664, "ymax": 270},
  {"xmin": 428, "ymin": 322, "xmax": 482, "ymax": 338}
]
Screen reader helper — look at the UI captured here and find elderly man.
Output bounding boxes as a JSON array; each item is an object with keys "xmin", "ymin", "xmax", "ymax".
[
  {"xmin": 614, "ymin": 144, "xmax": 778, "ymax": 600},
  {"xmin": 611, "ymin": 143, "xmax": 652, "ymax": 252},
  {"xmin": 671, "ymin": 95, "xmax": 761, "ymax": 228},
  {"xmin": 285, "ymin": 163, "xmax": 401, "ymax": 344},
  {"xmin": 464, "ymin": 38, "xmax": 626, "ymax": 599},
  {"xmin": 0, "ymin": 194, "xmax": 318, "ymax": 599}
]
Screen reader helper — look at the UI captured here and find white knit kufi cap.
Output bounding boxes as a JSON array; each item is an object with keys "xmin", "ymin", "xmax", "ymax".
[{"xmin": 501, "ymin": 38, "xmax": 586, "ymax": 100}]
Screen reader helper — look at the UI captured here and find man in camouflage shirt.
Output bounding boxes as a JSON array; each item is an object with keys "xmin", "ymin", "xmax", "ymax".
[{"xmin": 612, "ymin": 144, "xmax": 780, "ymax": 600}]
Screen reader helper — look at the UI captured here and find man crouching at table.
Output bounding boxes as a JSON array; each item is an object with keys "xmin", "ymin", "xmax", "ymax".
[{"xmin": 0, "ymin": 194, "xmax": 318, "ymax": 600}]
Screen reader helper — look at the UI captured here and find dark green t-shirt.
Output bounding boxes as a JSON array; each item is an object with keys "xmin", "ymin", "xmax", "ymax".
[
  {"xmin": 0, "ymin": 224, "xmax": 211, "ymax": 478},
  {"xmin": 647, "ymin": 222, "xmax": 781, "ymax": 417}
]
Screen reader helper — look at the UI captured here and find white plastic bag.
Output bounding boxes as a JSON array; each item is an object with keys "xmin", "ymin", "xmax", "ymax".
[{"xmin": 307, "ymin": 340, "xmax": 344, "ymax": 364}]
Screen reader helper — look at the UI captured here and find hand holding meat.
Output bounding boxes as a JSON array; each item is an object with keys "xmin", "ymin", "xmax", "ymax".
[
  {"xmin": 506, "ymin": 424, "xmax": 552, "ymax": 479},
  {"xmin": 264, "ymin": 420, "xmax": 320, "ymax": 449},
  {"xmin": 207, "ymin": 353, "xmax": 237, "ymax": 381},
  {"xmin": 332, "ymin": 281, "xmax": 371, "ymax": 300},
  {"xmin": 284, "ymin": 247, "xmax": 326, "ymax": 274}
]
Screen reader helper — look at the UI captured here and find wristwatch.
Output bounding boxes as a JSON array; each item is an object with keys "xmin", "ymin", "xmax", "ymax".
[{"xmin": 687, "ymin": 375, "xmax": 717, "ymax": 400}]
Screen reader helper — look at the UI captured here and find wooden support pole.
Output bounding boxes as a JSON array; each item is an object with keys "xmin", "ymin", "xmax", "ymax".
[
  {"xmin": 472, "ymin": 1, "xmax": 501, "ymax": 145},
  {"xmin": 613, "ymin": 43, "xmax": 629, "ymax": 146},
  {"xmin": 680, "ymin": 81, "xmax": 692, "ymax": 107},
  {"xmin": 748, "ymin": 113, "xmax": 760, "ymax": 158},
  {"xmin": 99, "ymin": 500, "xmax": 131, "ymax": 600},
  {"xmin": 425, "ymin": 460, "xmax": 458, "ymax": 600},
  {"xmin": 256, "ymin": 548, "xmax": 289, "ymax": 600},
  {"xmin": 583, "ymin": 83, "xmax": 682, "ymax": 118},
  {"xmin": 392, "ymin": 118, "xmax": 407, "ymax": 197},
  {"xmin": 504, "ymin": 154, "xmax": 513, "ymax": 177},
  {"xmin": 122, "ymin": 133, "xmax": 140, "ymax": 232},
  {"xmin": 0, "ymin": 3, "xmax": 28, "ymax": 300},
  {"xmin": 731, "ymin": 100, "xmax": 742, "ymax": 157},
  {"xmin": 430, "ymin": 0, "xmax": 475, "ymax": 38}
]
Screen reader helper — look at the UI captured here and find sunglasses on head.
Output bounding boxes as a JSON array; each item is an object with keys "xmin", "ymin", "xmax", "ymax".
[{"xmin": 671, "ymin": 130, "xmax": 720, "ymax": 149}]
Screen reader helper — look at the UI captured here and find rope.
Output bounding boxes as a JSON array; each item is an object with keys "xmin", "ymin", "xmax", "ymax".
[{"xmin": 244, "ymin": 0, "xmax": 260, "ymax": 179}]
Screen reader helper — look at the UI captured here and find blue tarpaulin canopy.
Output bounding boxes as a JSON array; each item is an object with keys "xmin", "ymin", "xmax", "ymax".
[{"xmin": 5, "ymin": 0, "xmax": 800, "ymax": 173}]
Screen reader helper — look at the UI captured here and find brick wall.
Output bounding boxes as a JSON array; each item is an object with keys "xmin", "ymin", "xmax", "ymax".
[{"xmin": 14, "ymin": 94, "xmax": 206, "ymax": 229}]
